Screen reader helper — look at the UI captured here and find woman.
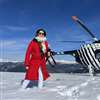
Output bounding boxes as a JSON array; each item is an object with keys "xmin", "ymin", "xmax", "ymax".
[{"xmin": 21, "ymin": 28, "xmax": 50, "ymax": 89}]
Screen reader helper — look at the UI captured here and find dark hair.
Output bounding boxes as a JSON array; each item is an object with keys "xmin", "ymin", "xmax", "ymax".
[{"xmin": 36, "ymin": 28, "xmax": 46, "ymax": 36}]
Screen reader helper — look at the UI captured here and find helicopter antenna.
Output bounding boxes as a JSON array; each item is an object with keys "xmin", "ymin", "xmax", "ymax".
[{"xmin": 72, "ymin": 16, "xmax": 98, "ymax": 41}]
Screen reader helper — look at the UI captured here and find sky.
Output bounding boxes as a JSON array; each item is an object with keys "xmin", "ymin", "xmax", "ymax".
[{"xmin": 0, "ymin": 0, "xmax": 100, "ymax": 62}]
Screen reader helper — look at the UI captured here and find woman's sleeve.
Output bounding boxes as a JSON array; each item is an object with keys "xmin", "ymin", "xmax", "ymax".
[
  {"xmin": 24, "ymin": 41, "xmax": 33, "ymax": 66},
  {"xmin": 45, "ymin": 41, "xmax": 49, "ymax": 52}
]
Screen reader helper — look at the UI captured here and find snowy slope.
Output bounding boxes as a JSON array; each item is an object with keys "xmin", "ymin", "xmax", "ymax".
[{"xmin": 0, "ymin": 72, "xmax": 100, "ymax": 100}]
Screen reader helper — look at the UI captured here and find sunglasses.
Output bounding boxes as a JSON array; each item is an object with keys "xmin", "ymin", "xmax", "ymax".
[{"xmin": 38, "ymin": 33, "xmax": 44, "ymax": 35}]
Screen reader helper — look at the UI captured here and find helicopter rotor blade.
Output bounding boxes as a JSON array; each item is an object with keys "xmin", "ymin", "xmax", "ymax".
[
  {"xmin": 57, "ymin": 40, "xmax": 85, "ymax": 43},
  {"xmin": 72, "ymin": 16, "xmax": 98, "ymax": 41}
]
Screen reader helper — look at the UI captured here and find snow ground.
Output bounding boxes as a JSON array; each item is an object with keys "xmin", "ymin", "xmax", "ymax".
[{"xmin": 0, "ymin": 72, "xmax": 100, "ymax": 100}]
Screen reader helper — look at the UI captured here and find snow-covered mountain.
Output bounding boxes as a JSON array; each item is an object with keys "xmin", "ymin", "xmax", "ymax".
[
  {"xmin": 0, "ymin": 60, "xmax": 88, "ymax": 73},
  {"xmin": 0, "ymin": 58, "xmax": 23, "ymax": 63}
]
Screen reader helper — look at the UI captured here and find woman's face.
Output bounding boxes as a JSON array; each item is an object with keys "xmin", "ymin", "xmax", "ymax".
[{"xmin": 38, "ymin": 33, "xmax": 45, "ymax": 38}]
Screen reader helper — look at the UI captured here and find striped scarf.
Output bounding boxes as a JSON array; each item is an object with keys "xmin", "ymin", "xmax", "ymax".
[{"xmin": 34, "ymin": 36, "xmax": 47, "ymax": 56}]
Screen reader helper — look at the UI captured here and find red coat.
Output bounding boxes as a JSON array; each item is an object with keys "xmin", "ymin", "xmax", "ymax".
[{"xmin": 24, "ymin": 40, "xmax": 50, "ymax": 80}]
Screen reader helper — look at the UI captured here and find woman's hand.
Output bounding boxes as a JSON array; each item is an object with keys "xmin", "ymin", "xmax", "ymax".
[
  {"xmin": 47, "ymin": 51, "xmax": 51, "ymax": 57},
  {"xmin": 26, "ymin": 66, "xmax": 29, "ymax": 70}
]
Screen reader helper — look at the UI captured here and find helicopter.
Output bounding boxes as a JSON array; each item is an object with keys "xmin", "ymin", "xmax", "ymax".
[{"xmin": 47, "ymin": 16, "xmax": 100, "ymax": 76}]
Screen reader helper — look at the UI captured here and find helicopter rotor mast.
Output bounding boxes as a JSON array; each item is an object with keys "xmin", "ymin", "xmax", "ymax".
[{"xmin": 72, "ymin": 16, "xmax": 98, "ymax": 41}]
